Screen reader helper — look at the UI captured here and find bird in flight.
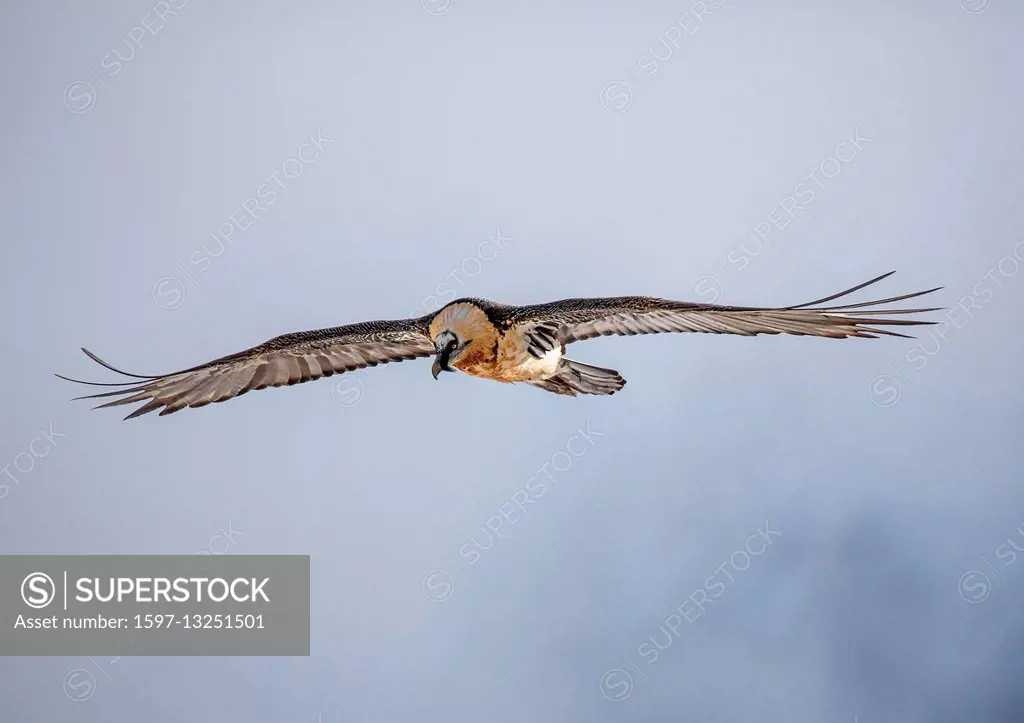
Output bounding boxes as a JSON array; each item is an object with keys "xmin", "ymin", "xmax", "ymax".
[{"xmin": 59, "ymin": 272, "xmax": 940, "ymax": 420}]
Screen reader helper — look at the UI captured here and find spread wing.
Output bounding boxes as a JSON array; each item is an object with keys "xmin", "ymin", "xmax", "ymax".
[
  {"xmin": 57, "ymin": 317, "xmax": 435, "ymax": 420},
  {"xmin": 504, "ymin": 272, "xmax": 941, "ymax": 355}
]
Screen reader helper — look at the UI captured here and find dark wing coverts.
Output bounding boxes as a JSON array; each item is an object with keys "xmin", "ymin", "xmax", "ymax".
[
  {"xmin": 504, "ymin": 272, "xmax": 940, "ymax": 348},
  {"xmin": 58, "ymin": 317, "xmax": 434, "ymax": 419}
]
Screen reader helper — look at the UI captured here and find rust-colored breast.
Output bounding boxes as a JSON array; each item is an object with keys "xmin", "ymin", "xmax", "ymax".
[
  {"xmin": 490, "ymin": 326, "xmax": 561, "ymax": 382},
  {"xmin": 428, "ymin": 303, "xmax": 562, "ymax": 382}
]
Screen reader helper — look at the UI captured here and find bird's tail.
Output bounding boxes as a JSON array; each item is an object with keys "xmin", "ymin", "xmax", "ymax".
[{"xmin": 526, "ymin": 359, "xmax": 626, "ymax": 396}]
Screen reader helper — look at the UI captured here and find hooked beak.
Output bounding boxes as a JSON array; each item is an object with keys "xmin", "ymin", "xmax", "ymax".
[
  {"xmin": 431, "ymin": 351, "xmax": 452, "ymax": 380},
  {"xmin": 432, "ymin": 332, "xmax": 461, "ymax": 380}
]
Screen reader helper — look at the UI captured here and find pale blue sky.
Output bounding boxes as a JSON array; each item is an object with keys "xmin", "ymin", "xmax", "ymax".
[{"xmin": 1, "ymin": 1, "xmax": 1022, "ymax": 721}]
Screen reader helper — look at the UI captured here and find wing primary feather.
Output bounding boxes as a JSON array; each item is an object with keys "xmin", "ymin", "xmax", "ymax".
[
  {"xmin": 54, "ymin": 373, "xmax": 142, "ymax": 388},
  {"xmin": 79, "ymin": 348, "xmax": 164, "ymax": 379},
  {"xmin": 122, "ymin": 399, "xmax": 166, "ymax": 420},
  {"xmin": 63, "ymin": 316, "xmax": 435, "ymax": 418},
  {"xmin": 830, "ymin": 307, "xmax": 942, "ymax": 315},
  {"xmin": 811, "ymin": 288, "xmax": 944, "ymax": 311},
  {"xmin": 519, "ymin": 272, "xmax": 943, "ymax": 346},
  {"xmin": 783, "ymin": 271, "xmax": 896, "ymax": 309},
  {"xmin": 73, "ymin": 384, "xmax": 153, "ymax": 401}
]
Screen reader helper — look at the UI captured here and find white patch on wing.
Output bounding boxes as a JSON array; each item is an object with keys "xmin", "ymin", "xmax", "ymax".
[{"xmin": 516, "ymin": 346, "xmax": 563, "ymax": 378}]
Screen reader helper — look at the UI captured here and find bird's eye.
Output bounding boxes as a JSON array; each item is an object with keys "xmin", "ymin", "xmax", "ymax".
[{"xmin": 446, "ymin": 338, "xmax": 459, "ymax": 351}]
